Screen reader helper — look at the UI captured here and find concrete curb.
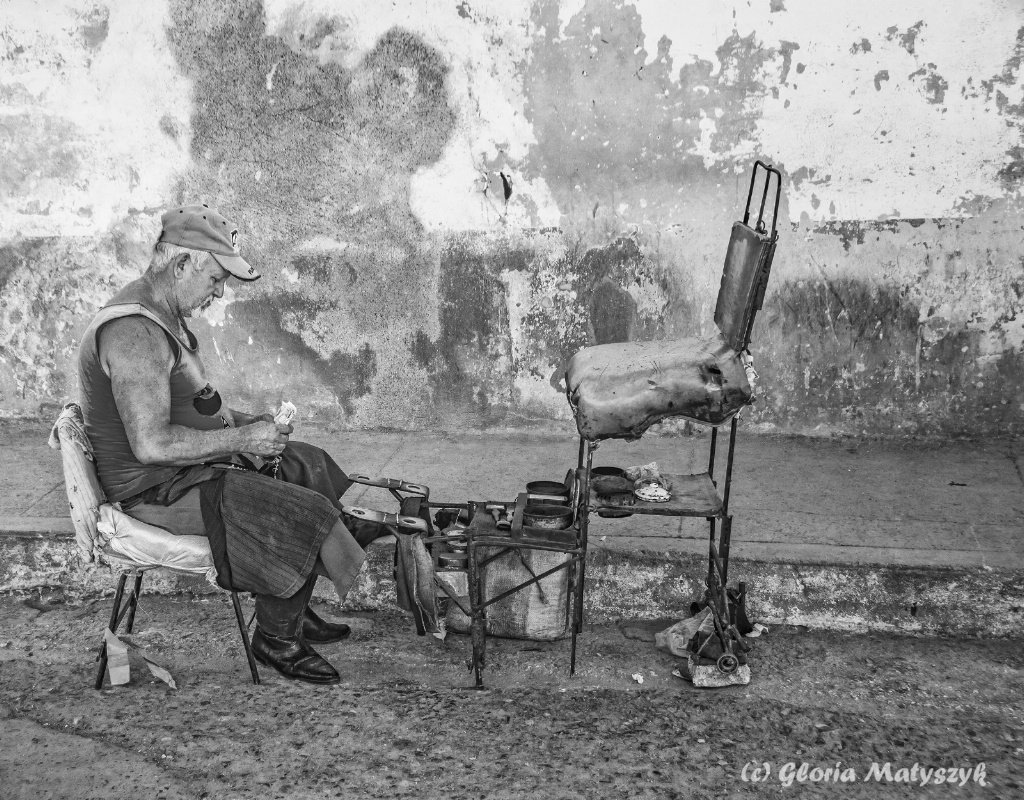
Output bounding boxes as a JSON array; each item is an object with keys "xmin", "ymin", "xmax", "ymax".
[{"xmin": 4, "ymin": 528, "xmax": 1022, "ymax": 638}]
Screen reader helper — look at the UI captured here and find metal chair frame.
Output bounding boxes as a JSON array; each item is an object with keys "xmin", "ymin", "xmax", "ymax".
[
  {"xmin": 95, "ymin": 569, "xmax": 259, "ymax": 689},
  {"xmin": 572, "ymin": 160, "xmax": 781, "ymax": 669}
]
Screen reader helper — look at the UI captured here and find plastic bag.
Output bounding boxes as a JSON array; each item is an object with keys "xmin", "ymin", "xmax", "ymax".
[
  {"xmin": 655, "ymin": 608, "xmax": 712, "ymax": 657},
  {"xmin": 624, "ymin": 462, "xmax": 672, "ymax": 491}
]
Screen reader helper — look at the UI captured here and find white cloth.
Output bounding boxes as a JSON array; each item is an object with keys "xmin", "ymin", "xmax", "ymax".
[{"xmin": 49, "ymin": 403, "xmax": 105, "ymax": 562}]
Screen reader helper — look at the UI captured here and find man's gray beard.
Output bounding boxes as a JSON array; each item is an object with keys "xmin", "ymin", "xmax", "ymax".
[{"xmin": 191, "ymin": 300, "xmax": 213, "ymax": 317}]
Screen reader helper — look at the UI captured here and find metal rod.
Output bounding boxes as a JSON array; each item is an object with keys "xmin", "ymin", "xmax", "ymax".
[
  {"xmin": 575, "ymin": 441, "xmax": 594, "ymax": 633},
  {"xmin": 473, "ymin": 538, "xmax": 583, "ymax": 557},
  {"xmin": 478, "ymin": 547, "xmax": 514, "ymax": 569},
  {"xmin": 743, "ymin": 164, "xmax": 758, "ymax": 226},
  {"xmin": 570, "ymin": 438, "xmax": 594, "ymax": 680},
  {"xmin": 231, "ymin": 591, "xmax": 260, "ymax": 685},
  {"xmin": 708, "ymin": 542, "xmax": 728, "ymax": 589},
  {"xmin": 707, "ymin": 517, "xmax": 717, "ymax": 587},
  {"xmin": 769, "ymin": 166, "xmax": 782, "ymax": 238},
  {"xmin": 756, "ymin": 168, "xmax": 770, "ymax": 231},
  {"xmin": 721, "ymin": 416, "xmax": 739, "ymax": 516},
  {"xmin": 708, "ymin": 426, "xmax": 718, "ymax": 484},
  {"xmin": 719, "ymin": 417, "xmax": 740, "ymax": 586},
  {"xmin": 477, "ymin": 557, "xmax": 582, "ymax": 610},
  {"xmin": 467, "ymin": 537, "xmax": 486, "ymax": 688},
  {"xmin": 434, "ymin": 575, "xmax": 472, "ymax": 616},
  {"xmin": 719, "ymin": 515, "xmax": 733, "ymax": 587},
  {"xmin": 707, "ymin": 424, "xmax": 720, "ymax": 587},
  {"xmin": 95, "ymin": 572, "xmax": 128, "ymax": 690},
  {"xmin": 123, "ymin": 572, "xmax": 145, "ymax": 634}
]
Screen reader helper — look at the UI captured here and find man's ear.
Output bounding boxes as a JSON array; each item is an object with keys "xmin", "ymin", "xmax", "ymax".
[{"xmin": 172, "ymin": 253, "xmax": 192, "ymax": 277}]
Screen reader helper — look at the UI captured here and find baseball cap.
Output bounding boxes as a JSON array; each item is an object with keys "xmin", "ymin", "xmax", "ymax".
[{"xmin": 158, "ymin": 204, "xmax": 260, "ymax": 281}]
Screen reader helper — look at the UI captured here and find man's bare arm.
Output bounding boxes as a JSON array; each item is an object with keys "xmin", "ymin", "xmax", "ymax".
[
  {"xmin": 226, "ymin": 408, "xmax": 274, "ymax": 427},
  {"xmin": 98, "ymin": 317, "xmax": 290, "ymax": 466}
]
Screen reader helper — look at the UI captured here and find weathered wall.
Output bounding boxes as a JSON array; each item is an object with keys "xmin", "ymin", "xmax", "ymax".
[{"xmin": 2, "ymin": 0, "xmax": 1023, "ymax": 436}]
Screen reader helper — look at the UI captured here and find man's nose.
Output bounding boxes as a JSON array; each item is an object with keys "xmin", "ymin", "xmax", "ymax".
[{"xmin": 213, "ymin": 283, "xmax": 224, "ymax": 299}]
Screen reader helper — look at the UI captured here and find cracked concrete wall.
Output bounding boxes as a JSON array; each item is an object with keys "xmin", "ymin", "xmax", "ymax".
[{"xmin": 2, "ymin": 0, "xmax": 1023, "ymax": 436}]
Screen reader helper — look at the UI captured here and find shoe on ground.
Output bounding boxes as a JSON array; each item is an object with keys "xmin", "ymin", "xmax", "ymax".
[
  {"xmin": 301, "ymin": 606, "xmax": 352, "ymax": 644},
  {"xmin": 251, "ymin": 627, "xmax": 341, "ymax": 685}
]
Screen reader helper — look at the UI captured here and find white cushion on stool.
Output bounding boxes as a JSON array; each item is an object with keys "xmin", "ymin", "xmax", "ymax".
[{"xmin": 97, "ymin": 503, "xmax": 217, "ymax": 583}]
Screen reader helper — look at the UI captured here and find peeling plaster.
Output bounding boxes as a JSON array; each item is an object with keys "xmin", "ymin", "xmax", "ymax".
[
  {"xmin": 2, "ymin": 0, "xmax": 1024, "ymax": 438},
  {"xmin": 0, "ymin": 0, "xmax": 192, "ymax": 241},
  {"xmin": 264, "ymin": 0, "xmax": 562, "ymax": 230}
]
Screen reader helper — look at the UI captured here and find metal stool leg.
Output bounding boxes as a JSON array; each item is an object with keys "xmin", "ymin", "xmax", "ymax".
[
  {"xmin": 231, "ymin": 591, "xmax": 260, "ymax": 685},
  {"xmin": 94, "ymin": 572, "xmax": 128, "ymax": 690},
  {"xmin": 123, "ymin": 572, "xmax": 145, "ymax": 634}
]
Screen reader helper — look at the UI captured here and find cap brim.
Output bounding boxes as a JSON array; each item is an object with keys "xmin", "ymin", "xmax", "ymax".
[{"xmin": 212, "ymin": 252, "xmax": 260, "ymax": 282}]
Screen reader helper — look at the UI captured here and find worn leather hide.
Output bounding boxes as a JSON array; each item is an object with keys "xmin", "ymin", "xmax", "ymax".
[{"xmin": 564, "ymin": 334, "xmax": 752, "ymax": 441}]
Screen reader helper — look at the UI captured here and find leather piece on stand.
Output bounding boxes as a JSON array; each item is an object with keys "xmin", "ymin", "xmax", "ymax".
[
  {"xmin": 564, "ymin": 333, "xmax": 752, "ymax": 442},
  {"xmin": 394, "ymin": 532, "xmax": 441, "ymax": 637}
]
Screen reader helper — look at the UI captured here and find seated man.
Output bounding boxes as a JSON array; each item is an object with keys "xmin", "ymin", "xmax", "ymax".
[{"xmin": 78, "ymin": 204, "xmax": 386, "ymax": 685}]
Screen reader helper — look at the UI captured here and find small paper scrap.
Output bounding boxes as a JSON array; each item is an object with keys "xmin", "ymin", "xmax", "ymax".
[
  {"xmin": 142, "ymin": 653, "xmax": 178, "ymax": 690},
  {"xmin": 104, "ymin": 628, "xmax": 130, "ymax": 686},
  {"xmin": 631, "ymin": 672, "xmax": 644, "ymax": 684},
  {"xmin": 274, "ymin": 401, "xmax": 297, "ymax": 425},
  {"xmin": 103, "ymin": 630, "xmax": 177, "ymax": 689}
]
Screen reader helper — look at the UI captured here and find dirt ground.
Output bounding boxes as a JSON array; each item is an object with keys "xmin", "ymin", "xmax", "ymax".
[{"xmin": 0, "ymin": 590, "xmax": 1021, "ymax": 800}]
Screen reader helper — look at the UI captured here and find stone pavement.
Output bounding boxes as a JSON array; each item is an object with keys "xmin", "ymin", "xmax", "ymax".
[{"xmin": 2, "ymin": 420, "xmax": 1022, "ymax": 636}]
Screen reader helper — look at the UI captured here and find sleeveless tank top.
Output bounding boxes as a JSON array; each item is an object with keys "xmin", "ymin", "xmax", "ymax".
[{"xmin": 78, "ymin": 282, "xmax": 227, "ymax": 502}]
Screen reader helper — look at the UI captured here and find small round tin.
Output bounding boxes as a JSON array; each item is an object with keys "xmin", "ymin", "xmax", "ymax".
[{"xmin": 438, "ymin": 553, "xmax": 469, "ymax": 570}]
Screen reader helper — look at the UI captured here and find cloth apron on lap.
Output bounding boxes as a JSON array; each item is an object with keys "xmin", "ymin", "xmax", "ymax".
[{"xmin": 125, "ymin": 442, "xmax": 359, "ymax": 598}]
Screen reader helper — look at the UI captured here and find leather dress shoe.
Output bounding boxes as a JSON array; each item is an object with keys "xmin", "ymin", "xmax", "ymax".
[
  {"xmin": 301, "ymin": 606, "xmax": 352, "ymax": 644},
  {"xmin": 251, "ymin": 628, "xmax": 341, "ymax": 685}
]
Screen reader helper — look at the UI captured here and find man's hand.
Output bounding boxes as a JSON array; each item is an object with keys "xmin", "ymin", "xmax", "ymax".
[
  {"xmin": 244, "ymin": 421, "xmax": 293, "ymax": 458},
  {"xmin": 229, "ymin": 410, "xmax": 275, "ymax": 426}
]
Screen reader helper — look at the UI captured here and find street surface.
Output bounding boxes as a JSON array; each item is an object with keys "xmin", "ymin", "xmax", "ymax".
[{"xmin": 0, "ymin": 592, "xmax": 1020, "ymax": 799}]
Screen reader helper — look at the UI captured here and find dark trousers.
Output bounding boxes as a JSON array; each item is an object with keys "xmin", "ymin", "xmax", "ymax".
[{"xmin": 254, "ymin": 442, "xmax": 388, "ymax": 637}]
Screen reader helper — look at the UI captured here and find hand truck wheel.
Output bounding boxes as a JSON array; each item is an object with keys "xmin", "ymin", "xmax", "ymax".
[{"xmin": 717, "ymin": 653, "xmax": 739, "ymax": 674}]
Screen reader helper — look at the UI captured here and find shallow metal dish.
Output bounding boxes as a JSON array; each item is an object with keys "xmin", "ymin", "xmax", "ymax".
[
  {"xmin": 523, "ymin": 503, "xmax": 574, "ymax": 530},
  {"xmin": 526, "ymin": 480, "xmax": 569, "ymax": 498},
  {"xmin": 591, "ymin": 466, "xmax": 626, "ymax": 479}
]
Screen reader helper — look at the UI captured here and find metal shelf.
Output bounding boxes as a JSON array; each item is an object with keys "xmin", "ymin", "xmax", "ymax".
[{"xmin": 587, "ymin": 471, "xmax": 724, "ymax": 518}]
